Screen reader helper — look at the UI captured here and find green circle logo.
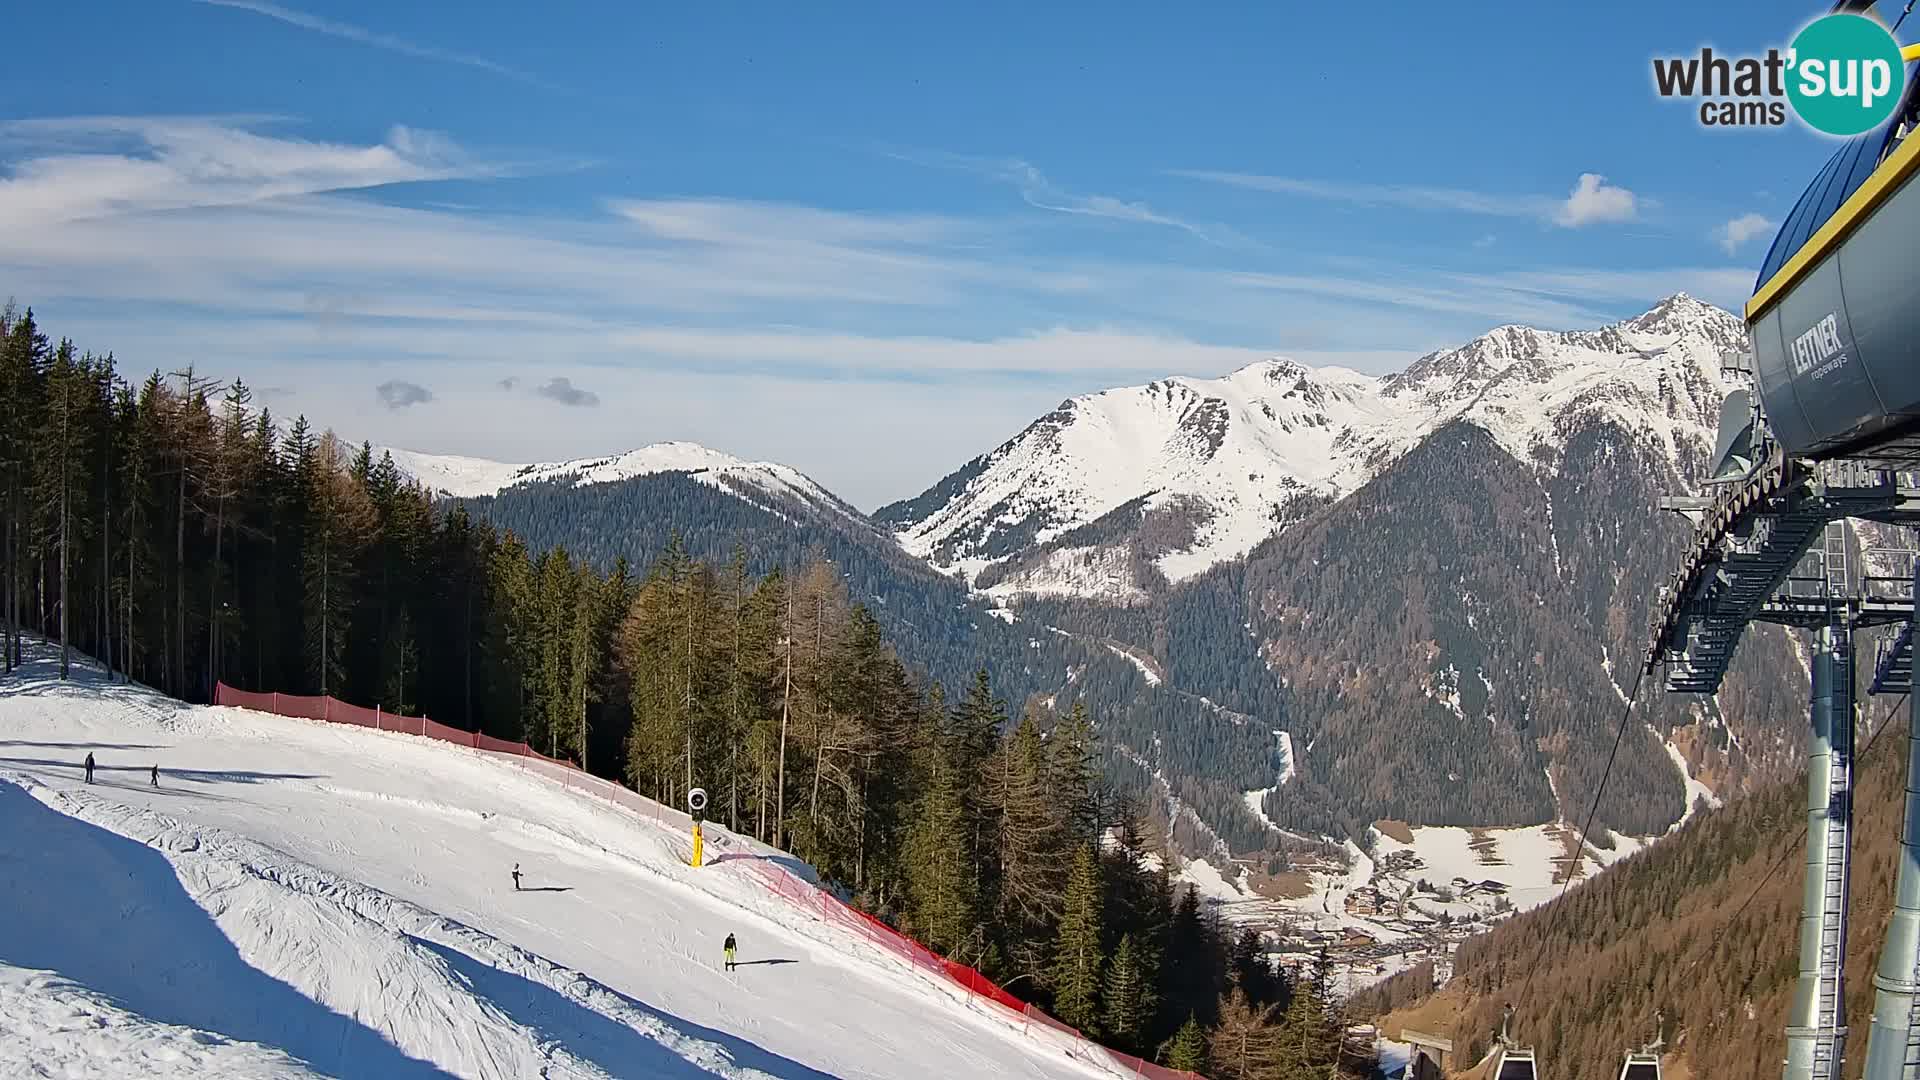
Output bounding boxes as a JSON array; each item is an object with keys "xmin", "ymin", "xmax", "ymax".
[{"xmin": 1787, "ymin": 13, "xmax": 1907, "ymax": 136}]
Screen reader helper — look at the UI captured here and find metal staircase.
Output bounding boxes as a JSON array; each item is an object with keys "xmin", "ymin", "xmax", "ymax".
[
  {"xmin": 1652, "ymin": 462, "xmax": 1920, "ymax": 694},
  {"xmin": 1873, "ymin": 615, "xmax": 1915, "ymax": 695}
]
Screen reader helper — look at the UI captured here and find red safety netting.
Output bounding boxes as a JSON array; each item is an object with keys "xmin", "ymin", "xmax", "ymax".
[
  {"xmin": 211, "ymin": 681, "xmax": 1199, "ymax": 1079},
  {"xmin": 422, "ymin": 716, "xmax": 476, "ymax": 747}
]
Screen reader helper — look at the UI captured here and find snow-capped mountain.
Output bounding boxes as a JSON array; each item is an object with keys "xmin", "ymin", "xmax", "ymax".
[
  {"xmin": 383, "ymin": 441, "xmax": 865, "ymax": 526},
  {"xmin": 879, "ymin": 294, "xmax": 1745, "ymax": 600}
]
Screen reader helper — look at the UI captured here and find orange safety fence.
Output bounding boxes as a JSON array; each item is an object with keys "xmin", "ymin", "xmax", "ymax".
[{"xmin": 210, "ymin": 681, "xmax": 1199, "ymax": 1080}]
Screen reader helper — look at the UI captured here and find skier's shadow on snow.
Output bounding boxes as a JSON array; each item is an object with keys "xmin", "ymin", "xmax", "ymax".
[
  {"xmin": 0, "ymin": 780, "xmax": 457, "ymax": 1079},
  {"xmin": 0, "ymin": 757, "xmax": 321, "ymax": 786},
  {"xmin": 0, "ymin": 739, "xmax": 163, "ymax": 751},
  {"xmin": 517, "ymin": 885, "xmax": 572, "ymax": 893},
  {"xmin": 731, "ymin": 958, "xmax": 799, "ymax": 967},
  {"xmin": 419, "ymin": 941, "xmax": 838, "ymax": 1079}
]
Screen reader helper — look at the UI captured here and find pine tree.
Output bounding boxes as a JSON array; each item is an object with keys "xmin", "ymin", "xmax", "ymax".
[
  {"xmin": 565, "ymin": 562, "xmax": 598, "ymax": 767},
  {"xmin": 1050, "ymin": 699, "xmax": 1102, "ymax": 843},
  {"xmin": 952, "ymin": 668, "xmax": 1005, "ymax": 918},
  {"xmin": 383, "ymin": 606, "xmax": 418, "ymax": 715},
  {"xmin": 989, "ymin": 709, "xmax": 1068, "ymax": 973},
  {"xmin": 1103, "ymin": 932, "xmax": 1154, "ymax": 1053},
  {"xmin": 905, "ymin": 717, "xmax": 978, "ymax": 958},
  {"xmin": 1163, "ymin": 883, "xmax": 1222, "ymax": 1029},
  {"xmin": 1165, "ymin": 1016, "xmax": 1208, "ymax": 1071},
  {"xmin": 1231, "ymin": 926, "xmax": 1277, "ymax": 1006},
  {"xmin": 1273, "ymin": 974, "xmax": 1338, "ymax": 1076},
  {"xmin": 303, "ymin": 432, "xmax": 371, "ymax": 697},
  {"xmin": 36, "ymin": 341, "xmax": 90, "ymax": 680},
  {"xmin": 1051, "ymin": 844, "xmax": 1104, "ymax": 1032}
]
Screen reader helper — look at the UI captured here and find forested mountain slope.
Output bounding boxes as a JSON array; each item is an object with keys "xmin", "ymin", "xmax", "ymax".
[
  {"xmin": 1357, "ymin": 695, "xmax": 1917, "ymax": 1080},
  {"xmin": 400, "ymin": 295, "xmax": 1831, "ymax": 849}
]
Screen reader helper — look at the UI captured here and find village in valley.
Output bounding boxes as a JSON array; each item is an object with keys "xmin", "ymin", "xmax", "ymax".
[{"xmin": 1174, "ymin": 816, "xmax": 1642, "ymax": 994}]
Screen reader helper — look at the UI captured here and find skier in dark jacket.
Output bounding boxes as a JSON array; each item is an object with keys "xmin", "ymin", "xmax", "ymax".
[
  {"xmin": 511, "ymin": 864, "xmax": 522, "ymax": 891},
  {"xmin": 84, "ymin": 753, "xmax": 95, "ymax": 784},
  {"xmin": 150, "ymin": 764, "xmax": 159, "ymax": 788},
  {"xmin": 723, "ymin": 933, "xmax": 737, "ymax": 972}
]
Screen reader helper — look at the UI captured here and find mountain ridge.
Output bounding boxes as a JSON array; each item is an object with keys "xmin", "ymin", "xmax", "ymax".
[
  {"xmin": 881, "ymin": 292, "xmax": 1746, "ymax": 602},
  {"xmin": 377, "ymin": 293, "xmax": 1814, "ymax": 852}
]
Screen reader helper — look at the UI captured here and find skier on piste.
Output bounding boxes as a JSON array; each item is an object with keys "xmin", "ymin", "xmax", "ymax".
[
  {"xmin": 150, "ymin": 764, "xmax": 159, "ymax": 788},
  {"xmin": 84, "ymin": 753, "xmax": 94, "ymax": 784},
  {"xmin": 723, "ymin": 933, "xmax": 737, "ymax": 972},
  {"xmin": 511, "ymin": 864, "xmax": 522, "ymax": 891}
]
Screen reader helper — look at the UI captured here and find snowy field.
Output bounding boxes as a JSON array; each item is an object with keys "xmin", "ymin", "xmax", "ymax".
[{"xmin": 0, "ymin": 645, "xmax": 1120, "ymax": 1080}]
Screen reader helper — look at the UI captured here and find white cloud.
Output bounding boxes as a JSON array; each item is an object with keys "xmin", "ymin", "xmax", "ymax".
[
  {"xmin": 1553, "ymin": 173, "xmax": 1638, "ymax": 227},
  {"xmin": 1, "ymin": 115, "xmax": 1751, "ymax": 504},
  {"xmin": 1472, "ymin": 234, "xmax": 1497, "ymax": 249},
  {"xmin": 1714, "ymin": 212, "xmax": 1775, "ymax": 254},
  {"xmin": 194, "ymin": 0, "xmax": 551, "ymax": 88},
  {"xmin": 0, "ymin": 116, "xmax": 486, "ymax": 227}
]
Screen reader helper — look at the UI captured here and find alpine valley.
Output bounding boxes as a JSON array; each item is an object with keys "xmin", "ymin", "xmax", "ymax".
[{"xmin": 386, "ymin": 294, "xmax": 1853, "ymax": 877}]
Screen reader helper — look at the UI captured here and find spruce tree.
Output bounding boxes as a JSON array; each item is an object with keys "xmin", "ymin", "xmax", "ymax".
[
  {"xmin": 1051, "ymin": 844, "xmax": 1104, "ymax": 1032},
  {"xmin": 1049, "ymin": 699, "xmax": 1101, "ymax": 842},
  {"xmin": 1230, "ymin": 926, "xmax": 1276, "ymax": 1006},
  {"xmin": 1273, "ymin": 974, "xmax": 1338, "ymax": 1076},
  {"xmin": 1165, "ymin": 1016, "xmax": 1207, "ymax": 1071},
  {"xmin": 904, "ymin": 727, "xmax": 977, "ymax": 958},
  {"xmin": 1103, "ymin": 932, "xmax": 1154, "ymax": 1053},
  {"xmin": 990, "ymin": 711, "xmax": 1068, "ymax": 944},
  {"xmin": 1163, "ymin": 883, "xmax": 1221, "ymax": 1029}
]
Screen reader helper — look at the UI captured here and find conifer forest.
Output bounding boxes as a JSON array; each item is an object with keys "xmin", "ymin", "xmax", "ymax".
[{"xmin": 0, "ymin": 304, "xmax": 1369, "ymax": 1074}]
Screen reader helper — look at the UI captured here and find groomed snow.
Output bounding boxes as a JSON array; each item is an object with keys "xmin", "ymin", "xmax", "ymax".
[{"xmin": 0, "ymin": 646, "xmax": 1118, "ymax": 1080}]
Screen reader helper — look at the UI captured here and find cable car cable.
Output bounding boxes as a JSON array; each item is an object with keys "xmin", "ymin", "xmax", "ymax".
[{"xmin": 1558, "ymin": 660, "xmax": 1649, "ymax": 904}]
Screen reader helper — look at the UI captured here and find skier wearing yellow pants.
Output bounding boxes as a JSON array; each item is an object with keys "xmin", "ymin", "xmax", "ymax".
[{"xmin": 724, "ymin": 933, "xmax": 737, "ymax": 972}]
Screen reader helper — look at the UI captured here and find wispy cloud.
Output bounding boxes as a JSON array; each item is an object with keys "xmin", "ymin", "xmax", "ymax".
[
  {"xmin": 1173, "ymin": 168, "xmax": 1644, "ymax": 230},
  {"xmin": 1169, "ymin": 169, "xmax": 1556, "ymax": 220},
  {"xmin": 0, "ymin": 116, "xmax": 492, "ymax": 227},
  {"xmin": 894, "ymin": 150, "xmax": 1240, "ymax": 245},
  {"xmin": 193, "ymin": 0, "xmax": 553, "ymax": 88},
  {"xmin": 1714, "ymin": 212, "xmax": 1775, "ymax": 254},
  {"xmin": 1553, "ymin": 173, "xmax": 1638, "ymax": 227},
  {"xmin": 1472, "ymin": 234, "xmax": 1497, "ymax": 249},
  {"xmin": 376, "ymin": 379, "xmax": 433, "ymax": 409},
  {"xmin": 3, "ymin": 114, "xmax": 1753, "ymax": 504},
  {"xmin": 535, "ymin": 376, "xmax": 600, "ymax": 407}
]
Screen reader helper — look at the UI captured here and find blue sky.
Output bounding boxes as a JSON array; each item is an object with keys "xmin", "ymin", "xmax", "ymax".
[{"xmin": 0, "ymin": 0, "xmax": 1877, "ymax": 507}]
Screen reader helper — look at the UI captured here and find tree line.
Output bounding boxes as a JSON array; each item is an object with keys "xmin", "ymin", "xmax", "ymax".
[{"xmin": 0, "ymin": 304, "xmax": 1367, "ymax": 1074}]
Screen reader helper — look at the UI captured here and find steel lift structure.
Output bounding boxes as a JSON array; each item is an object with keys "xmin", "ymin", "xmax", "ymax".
[{"xmin": 1647, "ymin": 7, "xmax": 1920, "ymax": 1076}]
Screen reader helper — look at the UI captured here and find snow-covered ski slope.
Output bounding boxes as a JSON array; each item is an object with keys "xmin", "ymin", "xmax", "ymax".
[{"xmin": 0, "ymin": 646, "xmax": 1120, "ymax": 1079}]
